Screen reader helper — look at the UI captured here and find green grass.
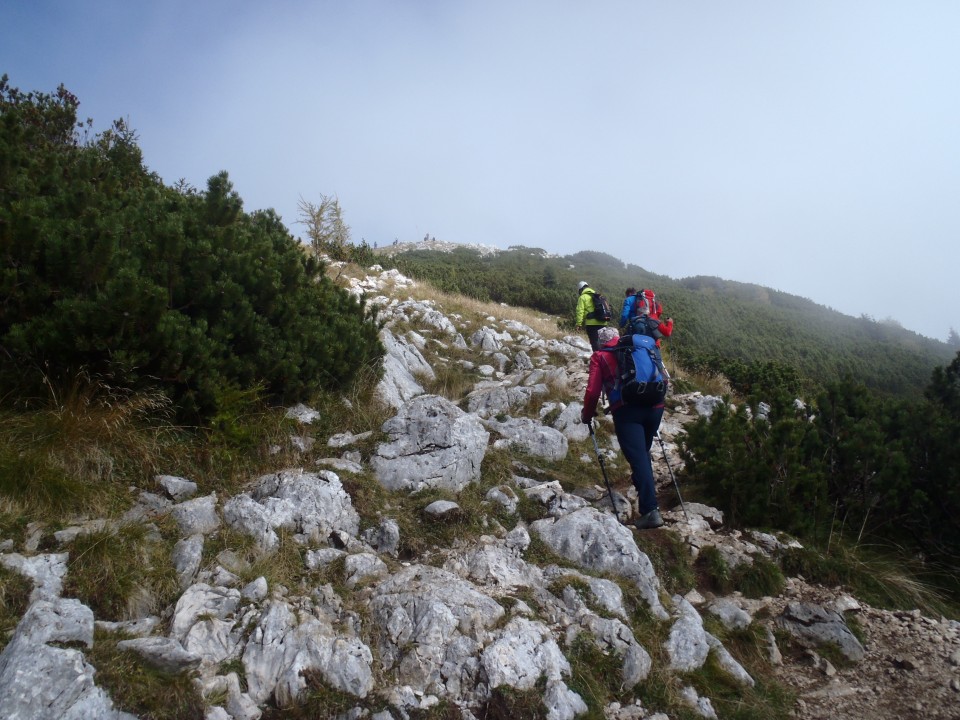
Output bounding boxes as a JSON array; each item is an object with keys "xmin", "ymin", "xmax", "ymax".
[
  {"xmin": 634, "ymin": 530, "xmax": 697, "ymax": 597},
  {"xmin": 87, "ymin": 629, "xmax": 205, "ymax": 720},
  {"xmin": 565, "ymin": 633, "xmax": 637, "ymax": 717},
  {"xmin": 61, "ymin": 523, "xmax": 180, "ymax": 621},
  {"xmin": 674, "ymin": 621, "xmax": 796, "ymax": 720},
  {"xmin": 696, "ymin": 545, "xmax": 733, "ymax": 595},
  {"xmin": 260, "ymin": 669, "xmax": 364, "ymax": 719},
  {"xmin": 392, "ymin": 485, "xmax": 490, "ymax": 558},
  {"xmin": 685, "ymin": 654, "xmax": 795, "ymax": 720},
  {"xmin": 477, "ymin": 681, "xmax": 550, "ymax": 720},
  {"xmin": 0, "ymin": 563, "xmax": 32, "ymax": 652},
  {"xmin": 695, "ymin": 546, "xmax": 786, "ymax": 599},
  {"xmin": 421, "ymin": 354, "xmax": 479, "ymax": 403},
  {"xmin": 736, "ymin": 556, "xmax": 786, "ymax": 599},
  {"xmin": 0, "ymin": 433, "xmax": 111, "ymax": 525},
  {"xmin": 241, "ymin": 530, "xmax": 313, "ymax": 591}
]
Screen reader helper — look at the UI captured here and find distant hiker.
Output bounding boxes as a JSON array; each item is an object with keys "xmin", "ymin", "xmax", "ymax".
[
  {"xmin": 581, "ymin": 326, "xmax": 665, "ymax": 530},
  {"xmin": 620, "ymin": 287, "xmax": 674, "ymax": 347},
  {"xmin": 575, "ymin": 281, "xmax": 611, "ymax": 351}
]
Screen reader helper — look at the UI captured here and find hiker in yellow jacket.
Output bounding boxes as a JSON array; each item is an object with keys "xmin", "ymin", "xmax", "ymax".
[{"xmin": 575, "ymin": 281, "xmax": 609, "ymax": 351}]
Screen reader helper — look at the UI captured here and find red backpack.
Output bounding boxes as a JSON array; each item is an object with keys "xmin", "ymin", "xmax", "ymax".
[{"xmin": 633, "ymin": 289, "xmax": 662, "ymax": 319}]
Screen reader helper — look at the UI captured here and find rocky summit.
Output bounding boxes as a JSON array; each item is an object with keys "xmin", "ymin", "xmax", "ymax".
[{"xmin": 0, "ymin": 263, "xmax": 957, "ymax": 720}]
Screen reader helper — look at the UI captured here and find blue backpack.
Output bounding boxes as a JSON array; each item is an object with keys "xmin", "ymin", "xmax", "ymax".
[{"xmin": 601, "ymin": 334, "xmax": 668, "ymax": 406}]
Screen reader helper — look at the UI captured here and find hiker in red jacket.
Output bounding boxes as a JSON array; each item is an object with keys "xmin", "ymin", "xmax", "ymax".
[{"xmin": 581, "ymin": 326, "xmax": 665, "ymax": 530}]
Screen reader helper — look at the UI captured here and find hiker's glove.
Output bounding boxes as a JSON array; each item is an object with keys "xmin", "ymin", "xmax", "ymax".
[{"xmin": 580, "ymin": 410, "xmax": 593, "ymax": 425}]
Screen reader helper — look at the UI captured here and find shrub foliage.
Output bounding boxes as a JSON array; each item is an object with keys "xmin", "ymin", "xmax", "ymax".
[
  {"xmin": 381, "ymin": 247, "xmax": 953, "ymax": 399},
  {"xmin": 679, "ymin": 364, "xmax": 960, "ymax": 563},
  {"xmin": 0, "ymin": 77, "xmax": 382, "ymax": 419}
]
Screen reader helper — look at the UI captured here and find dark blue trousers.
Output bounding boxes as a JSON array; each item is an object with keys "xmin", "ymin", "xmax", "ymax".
[{"xmin": 611, "ymin": 404, "xmax": 664, "ymax": 515}]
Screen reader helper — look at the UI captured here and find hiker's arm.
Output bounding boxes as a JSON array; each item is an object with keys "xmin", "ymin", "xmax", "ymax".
[
  {"xmin": 574, "ymin": 293, "xmax": 588, "ymax": 327},
  {"xmin": 581, "ymin": 353, "xmax": 604, "ymax": 422},
  {"xmin": 658, "ymin": 317, "xmax": 674, "ymax": 336},
  {"xmin": 619, "ymin": 296, "xmax": 633, "ymax": 329}
]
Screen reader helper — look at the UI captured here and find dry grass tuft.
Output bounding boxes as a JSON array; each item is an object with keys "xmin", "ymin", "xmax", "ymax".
[
  {"xmin": 672, "ymin": 368, "xmax": 735, "ymax": 398},
  {"xmin": 61, "ymin": 523, "xmax": 180, "ymax": 621},
  {"xmin": 0, "ymin": 563, "xmax": 32, "ymax": 652},
  {"xmin": 0, "ymin": 371, "xmax": 196, "ymax": 526},
  {"xmin": 421, "ymin": 287, "xmax": 565, "ymax": 341}
]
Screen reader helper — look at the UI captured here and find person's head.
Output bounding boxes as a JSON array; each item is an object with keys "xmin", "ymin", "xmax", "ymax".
[
  {"xmin": 598, "ymin": 326, "xmax": 619, "ymax": 346},
  {"xmin": 625, "ymin": 287, "xmax": 636, "ymax": 297},
  {"xmin": 577, "ymin": 281, "xmax": 588, "ymax": 293}
]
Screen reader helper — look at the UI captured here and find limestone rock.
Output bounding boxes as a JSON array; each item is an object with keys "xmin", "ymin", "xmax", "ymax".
[
  {"xmin": 707, "ymin": 598, "xmax": 752, "ymax": 631},
  {"xmin": 776, "ymin": 602, "xmax": 866, "ymax": 662},
  {"xmin": 0, "ymin": 552, "xmax": 69, "ymax": 601},
  {"xmin": 360, "ymin": 519, "xmax": 400, "ymax": 558},
  {"xmin": 170, "ymin": 493, "xmax": 221, "ymax": 536},
  {"xmin": 243, "ymin": 599, "xmax": 373, "ymax": 706},
  {"xmin": 484, "ymin": 416, "xmax": 568, "ymax": 461},
  {"xmin": 371, "ymin": 395, "xmax": 488, "ymax": 493},
  {"xmin": 172, "ymin": 534, "xmax": 204, "ymax": 590},
  {"xmin": 666, "ymin": 595, "xmax": 710, "ymax": 672},
  {"xmin": 0, "ymin": 598, "xmax": 135, "ymax": 720},
  {"xmin": 285, "ymin": 403, "xmax": 321, "ymax": 424},
  {"xmin": 156, "ymin": 474, "xmax": 198, "ymax": 501},
  {"xmin": 369, "ymin": 564, "xmax": 505, "ymax": 695},
  {"xmin": 531, "ymin": 507, "xmax": 667, "ymax": 619},
  {"xmin": 116, "ymin": 636, "xmax": 202, "ymax": 673},
  {"xmin": 375, "ymin": 329, "xmax": 433, "ymax": 409},
  {"xmin": 482, "ymin": 617, "xmax": 588, "ymax": 720},
  {"xmin": 223, "ymin": 469, "xmax": 360, "ymax": 550}
]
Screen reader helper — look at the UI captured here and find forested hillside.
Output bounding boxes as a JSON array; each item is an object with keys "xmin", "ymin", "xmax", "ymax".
[{"xmin": 380, "ymin": 246, "xmax": 954, "ymax": 399}]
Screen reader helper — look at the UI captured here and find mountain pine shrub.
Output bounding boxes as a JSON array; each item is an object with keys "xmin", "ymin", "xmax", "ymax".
[
  {"xmin": 0, "ymin": 77, "xmax": 383, "ymax": 421},
  {"xmin": 679, "ymin": 394, "xmax": 827, "ymax": 538}
]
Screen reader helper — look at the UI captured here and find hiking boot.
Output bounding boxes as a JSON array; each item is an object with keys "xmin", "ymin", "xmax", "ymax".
[{"xmin": 634, "ymin": 508, "xmax": 664, "ymax": 530}]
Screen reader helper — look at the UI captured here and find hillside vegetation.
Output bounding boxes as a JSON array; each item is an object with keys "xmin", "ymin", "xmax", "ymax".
[
  {"xmin": 0, "ymin": 76, "xmax": 382, "ymax": 422},
  {"xmin": 379, "ymin": 246, "xmax": 954, "ymax": 399}
]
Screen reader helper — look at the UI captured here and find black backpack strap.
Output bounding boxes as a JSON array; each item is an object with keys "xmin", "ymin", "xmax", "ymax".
[{"xmin": 646, "ymin": 347, "xmax": 668, "ymax": 387}]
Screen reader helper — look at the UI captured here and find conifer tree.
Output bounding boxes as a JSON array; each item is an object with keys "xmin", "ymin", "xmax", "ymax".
[{"xmin": 0, "ymin": 78, "xmax": 383, "ymax": 420}]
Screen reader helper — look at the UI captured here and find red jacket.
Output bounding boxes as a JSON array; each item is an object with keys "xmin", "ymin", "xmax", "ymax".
[
  {"xmin": 582, "ymin": 336, "xmax": 623, "ymax": 421},
  {"xmin": 582, "ymin": 336, "xmax": 668, "ymax": 422},
  {"xmin": 655, "ymin": 316, "xmax": 674, "ymax": 339}
]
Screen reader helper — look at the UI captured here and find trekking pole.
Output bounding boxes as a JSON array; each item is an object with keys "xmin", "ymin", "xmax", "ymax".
[
  {"xmin": 587, "ymin": 420, "xmax": 619, "ymax": 516},
  {"xmin": 655, "ymin": 430, "xmax": 690, "ymax": 522}
]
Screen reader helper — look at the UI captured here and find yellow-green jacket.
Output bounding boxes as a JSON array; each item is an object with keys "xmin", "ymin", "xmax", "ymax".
[{"xmin": 575, "ymin": 287, "xmax": 607, "ymax": 327}]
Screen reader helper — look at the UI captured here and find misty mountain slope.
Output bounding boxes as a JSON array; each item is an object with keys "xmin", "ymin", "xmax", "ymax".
[
  {"xmin": 377, "ymin": 243, "xmax": 955, "ymax": 399},
  {"xmin": 1, "ymin": 262, "xmax": 956, "ymax": 720}
]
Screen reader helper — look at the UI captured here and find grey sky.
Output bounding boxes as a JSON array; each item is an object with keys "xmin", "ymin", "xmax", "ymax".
[{"xmin": 3, "ymin": 1, "xmax": 958, "ymax": 341}]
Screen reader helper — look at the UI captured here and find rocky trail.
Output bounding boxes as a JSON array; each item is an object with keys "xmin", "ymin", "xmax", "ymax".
[{"xmin": 0, "ymin": 264, "xmax": 957, "ymax": 720}]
